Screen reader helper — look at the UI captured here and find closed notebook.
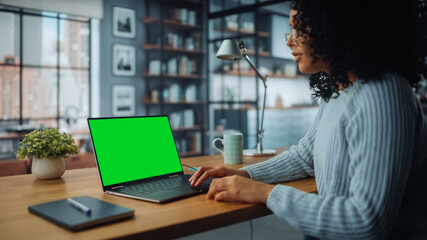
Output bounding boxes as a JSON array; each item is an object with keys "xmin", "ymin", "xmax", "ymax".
[{"xmin": 28, "ymin": 196, "xmax": 134, "ymax": 231}]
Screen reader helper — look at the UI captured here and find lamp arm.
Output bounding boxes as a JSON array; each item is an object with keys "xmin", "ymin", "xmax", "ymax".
[
  {"xmin": 242, "ymin": 53, "xmax": 267, "ymax": 88},
  {"xmin": 258, "ymin": 81, "xmax": 267, "ymax": 153},
  {"xmin": 241, "ymin": 52, "xmax": 268, "ymax": 153}
]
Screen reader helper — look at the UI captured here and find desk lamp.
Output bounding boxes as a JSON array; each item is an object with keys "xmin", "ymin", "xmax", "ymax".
[{"xmin": 216, "ymin": 39, "xmax": 276, "ymax": 156}]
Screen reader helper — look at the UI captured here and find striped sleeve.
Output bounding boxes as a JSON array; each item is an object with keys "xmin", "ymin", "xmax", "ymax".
[
  {"xmin": 265, "ymin": 76, "xmax": 417, "ymax": 239},
  {"xmin": 241, "ymin": 102, "xmax": 324, "ymax": 183}
]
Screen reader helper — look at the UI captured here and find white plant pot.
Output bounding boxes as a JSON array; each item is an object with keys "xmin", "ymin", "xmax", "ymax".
[{"xmin": 32, "ymin": 157, "xmax": 66, "ymax": 179}]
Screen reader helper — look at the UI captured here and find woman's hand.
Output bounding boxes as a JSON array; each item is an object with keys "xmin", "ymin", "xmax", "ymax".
[
  {"xmin": 189, "ymin": 166, "xmax": 249, "ymax": 187},
  {"xmin": 207, "ymin": 175, "xmax": 275, "ymax": 203}
]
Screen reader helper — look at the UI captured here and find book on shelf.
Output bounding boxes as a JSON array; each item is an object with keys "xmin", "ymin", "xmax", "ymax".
[
  {"xmin": 169, "ymin": 111, "xmax": 184, "ymax": 129},
  {"xmin": 188, "ymin": 132, "xmax": 201, "ymax": 152},
  {"xmin": 180, "ymin": 138, "xmax": 187, "ymax": 153},
  {"xmin": 179, "ymin": 56, "xmax": 188, "ymax": 75},
  {"xmin": 168, "ymin": 83, "xmax": 181, "ymax": 102},
  {"xmin": 183, "ymin": 109, "xmax": 195, "ymax": 127},
  {"xmin": 190, "ymin": 60, "xmax": 197, "ymax": 74},
  {"xmin": 171, "ymin": 8, "xmax": 194, "ymax": 25},
  {"xmin": 167, "ymin": 56, "xmax": 197, "ymax": 75},
  {"xmin": 149, "ymin": 59, "xmax": 161, "ymax": 74},
  {"xmin": 167, "ymin": 58, "xmax": 178, "ymax": 75},
  {"xmin": 193, "ymin": 33, "xmax": 201, "ymax": 51},
  {"xmin": 188, "ymin": 10, "xmax": 196, "ymax": 25},
  {"xmin": 185, "ymin": 84, "xmax": 197, "ymax": 102},
  {"xmin": 166, "ymin": 33, "xmax": 183, "ymax": 49},
  {"xmin": 169, "ymin": 109, "xmax": 195, "ymax": 129},
  {"xmin": 180, "ymin": 8, "xmax": 188, "ymax": 23}
]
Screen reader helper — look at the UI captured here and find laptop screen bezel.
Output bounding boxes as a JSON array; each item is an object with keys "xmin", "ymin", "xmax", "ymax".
[{"xmin": 87, "ymin": 115, "xmax": 185, "ymax": 191}]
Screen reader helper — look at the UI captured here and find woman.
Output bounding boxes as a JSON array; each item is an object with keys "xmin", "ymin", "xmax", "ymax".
[{"xmin": 190, "ymin": 0, "xmax": 427, "ymax": 239}]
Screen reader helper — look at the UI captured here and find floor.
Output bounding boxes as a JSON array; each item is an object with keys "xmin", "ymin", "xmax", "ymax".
[{"xmin": 178, "ymin": 214, "xmax": 303, "ymax": 240}]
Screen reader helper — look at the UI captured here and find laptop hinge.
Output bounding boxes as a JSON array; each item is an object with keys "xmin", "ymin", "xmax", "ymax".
[
  {"xmin": 111, "ymin": 185, "xmax": 125, "ymax": 189},
  {"xmin": 169, "ymin": 174, "xmax": 179, "ymax": 178}
]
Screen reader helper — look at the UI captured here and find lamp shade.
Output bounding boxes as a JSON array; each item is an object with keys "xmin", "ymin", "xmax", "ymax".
[{"xmin": 216, "ymin": 40, "xmax": 242, "ymax": 60}]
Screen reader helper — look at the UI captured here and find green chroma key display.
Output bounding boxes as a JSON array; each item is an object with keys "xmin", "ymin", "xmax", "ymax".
[{"xmin": 88, "ymin": 116, "xmax": 183, "ymax": 186}]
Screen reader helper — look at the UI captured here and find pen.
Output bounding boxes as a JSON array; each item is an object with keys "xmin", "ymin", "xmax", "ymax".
[{"xmin": 67, "ymin": 198, "xmax": 91, "ymax": 215}]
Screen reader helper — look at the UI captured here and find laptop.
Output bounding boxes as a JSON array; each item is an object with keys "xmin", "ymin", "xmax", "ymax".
[{"xmin": 87, "ymin": 115, "xmax": 211, "ymax": 203}]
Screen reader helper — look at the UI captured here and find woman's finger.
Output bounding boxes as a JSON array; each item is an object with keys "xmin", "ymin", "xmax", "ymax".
[
  {"xmin": 189, "ymin": 166, "xmax": 210, "ymax": 184},
  {"xmin": 206, "ymin": 178, "xmax": 224, "ymax": 198},
  {"xmin": 214, "ymin": 191, "xmax": 234, "ymax": 201}
]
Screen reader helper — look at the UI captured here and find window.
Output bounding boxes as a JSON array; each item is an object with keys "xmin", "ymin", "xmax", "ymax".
[{"xmin": 0, "ymin": 5, "xmax": 91, "ymax": 133}]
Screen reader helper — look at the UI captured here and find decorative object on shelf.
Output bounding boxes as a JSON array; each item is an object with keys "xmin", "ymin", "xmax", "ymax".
[
  {"xmin": 112, "ymin": 85, "xmax": 135, "ymax": 116},
  {"xmin": 113, "ymin": 44, "xmax": 136, "ymax": 76},
  {"xmin": 216, "ymin": 39, "xmax": 276, "ymax": 157},
  {"xmin": 17, "ymin": 128, "xmax": 79, "ymax": 179},
  {"xmin": 112, "ymin": 6, "xmax": 136, "ymax": 38}
]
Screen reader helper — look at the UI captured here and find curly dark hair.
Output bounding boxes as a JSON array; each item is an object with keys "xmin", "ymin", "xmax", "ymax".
[{"xmin": 291, "ymin": 0, "xmax": 427, "ymax": 101}]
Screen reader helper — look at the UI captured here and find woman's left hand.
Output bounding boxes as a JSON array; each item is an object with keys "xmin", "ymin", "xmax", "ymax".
[{"xmin": 207, "ymin": 175, "xmax": 275, "ymax": 203}]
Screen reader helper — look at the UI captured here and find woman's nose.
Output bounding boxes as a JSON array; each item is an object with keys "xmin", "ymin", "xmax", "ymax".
[{"xmin": 286, "ymin": 36, "xmax": 294, "ymax": 47}]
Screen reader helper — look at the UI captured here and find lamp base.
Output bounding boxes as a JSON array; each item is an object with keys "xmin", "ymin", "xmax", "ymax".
[{"xmin": 243, "ymin": 148, "xmax": 276, "ymax": 157}]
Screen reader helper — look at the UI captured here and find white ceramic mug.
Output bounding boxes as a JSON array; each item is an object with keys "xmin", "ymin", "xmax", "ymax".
[{"xmin": 212, "ymin": 132, "xmax": 243, "ymax": 164}]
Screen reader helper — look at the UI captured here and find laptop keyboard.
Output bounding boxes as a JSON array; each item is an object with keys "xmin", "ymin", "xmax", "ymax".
[{"xmin": 117, "ymin": 175, "xmax": 189, "ymax": 195}]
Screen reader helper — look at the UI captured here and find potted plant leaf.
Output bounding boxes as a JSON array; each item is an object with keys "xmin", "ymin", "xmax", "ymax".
[{"xmin": 17, "ymin": 128, "xmax": 79, "ymax": 179}]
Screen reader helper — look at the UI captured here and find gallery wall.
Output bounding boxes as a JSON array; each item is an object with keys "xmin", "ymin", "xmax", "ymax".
[{"xmin": 99, "ymin": 0, "xmax": 145, "ymax": 116}]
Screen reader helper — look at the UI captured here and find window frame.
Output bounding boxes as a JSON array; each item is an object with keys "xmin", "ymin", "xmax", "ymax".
[{"xmin": 0, "ymin": 5, "xmax": 91, "ymax": 129}]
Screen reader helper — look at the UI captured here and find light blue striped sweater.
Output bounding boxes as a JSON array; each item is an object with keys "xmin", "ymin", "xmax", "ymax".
[{"xmin": 242, "ymin": 73, "xmax": 427, "ymax": 239}]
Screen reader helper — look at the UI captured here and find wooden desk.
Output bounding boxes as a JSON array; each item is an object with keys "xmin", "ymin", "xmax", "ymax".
[{"xmin": 0, "ymin": 149, "xmax": 316, "ymax": 240}]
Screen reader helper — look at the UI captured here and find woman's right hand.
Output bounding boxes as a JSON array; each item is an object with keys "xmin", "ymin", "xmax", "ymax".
[{"xmin": 189, "ymin": 166, "xmax": 250, "ymax": 187}]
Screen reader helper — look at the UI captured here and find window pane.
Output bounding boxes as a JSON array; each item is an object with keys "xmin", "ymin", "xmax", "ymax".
[
  {"xmin": 23, "ymin": 15, "xmax": 58, "ymax": 66},
  {"xmin": 59, "ymin": 69, "xmax": 89, "ymax": 130},
  {"xmin": 0, "ymin": 66, "xmax": 20, "ymax": 120},
  {"xmin": 240, "ymin": 0, "xmax": 255, "ymax": 6},
  {"xmin": 209, "ymin": 0, "xmax": 223, "ymax": 13},
  {"xmin": 28, "ymin": 118, "xmax": 57, "ymax": 129},
  {"xmin": 223, "ymin": 0, "xmax": 239, "ymax": 11},
  {"xmin": 22, "ymin": 67, "xmax": 58, "ymax": 119},
  {"xmin": 0, "ymin": 12, "xmax": 20, "ymax": 65},
  {"xmin": 59, "ymin": 19, "xmax": 89, "ymax": 68}
]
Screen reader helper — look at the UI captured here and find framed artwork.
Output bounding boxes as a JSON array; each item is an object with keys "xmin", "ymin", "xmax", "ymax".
[
  {"xmin": 112, "ymin": 6, "xmax": 136, "ymax": 38},
  {"xmin": 113, "ymin": 44, "xmax": 136, "ymax": 77},
  {"xmin": 112, "ymin": 85, "xmax": 135, "ymax": 116}
]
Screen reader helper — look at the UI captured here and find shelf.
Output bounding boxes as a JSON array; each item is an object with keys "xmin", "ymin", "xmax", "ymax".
[
  {"xmin": 143, "ymin": 71, "xmax": 201, "ymax": 79},
  {"xmin": 209, "ymin": 100, "xmax": 257, "ymax": 105},
  {"xmin": 179, "ymin": 151, "xmax": 204, "ymax": 158},
  {"xmin": 162, "ymin": 0, "xmax": 206, "ymax": 6},
  {"xmin": 214, "ymin": 71, "xmax": 304, "ymax": 79},
  {"xmin": 143, "ymin": 99, "xmax": 204, "ymax": 105},
  {"xmin": 172, "ymin": 125, "xmax": 204, "ymax": 131},
  {"xmin": 142, "ymin": 17, "xmax": 203, "ymax": 30},
  {"xmin": 215, "ymin": 27, "xmax": 270, "ymax": 37},
  {"xmin": 246, "ymin": 49, "xmax": 271, "ymax": 57},
  {"xmin": 142, "ymin": 44, "xmax": 204, "ymax": 54}
]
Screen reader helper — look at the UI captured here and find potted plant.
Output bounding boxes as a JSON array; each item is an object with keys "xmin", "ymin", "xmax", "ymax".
[{"xmin": 17, "ymin": 128, "xmax": 79, "ymax": 179}]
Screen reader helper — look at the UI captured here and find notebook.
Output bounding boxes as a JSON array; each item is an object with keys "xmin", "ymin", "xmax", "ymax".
[
  {"xmin": 28, "ymin": 196, "xmax": 134, "ymax": 231},
  {"xmin": 87, "ymin": 115, "xmax": 211, "ymax": 203}
]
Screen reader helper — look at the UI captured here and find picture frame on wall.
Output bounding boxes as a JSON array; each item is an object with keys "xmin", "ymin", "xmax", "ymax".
[
  {"xmin": 113, "ymin": 44, "xmax": 136, "ymax": 76},
  {"xmin": 112, "ymin": 85, "xmax": 135, "ymax": 116},
  {"xmin": 112, "ymin": 6, "xmax": 136, "ymax": 38}
]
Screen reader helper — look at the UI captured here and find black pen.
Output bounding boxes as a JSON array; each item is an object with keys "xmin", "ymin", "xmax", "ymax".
[{"xmin": 67, "ymin": 198, "xmax": 91, "ymax": 215}]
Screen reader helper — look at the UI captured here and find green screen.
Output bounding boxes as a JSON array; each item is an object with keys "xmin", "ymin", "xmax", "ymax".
[{"xmin": 88, "ymin": 116, "xmax": 183, "ymax": 186}]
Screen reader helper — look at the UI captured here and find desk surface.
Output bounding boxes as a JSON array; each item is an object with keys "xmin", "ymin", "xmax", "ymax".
[{"xmin": 0, "ymin": 149, "xmax": 316, "ymax": 240}]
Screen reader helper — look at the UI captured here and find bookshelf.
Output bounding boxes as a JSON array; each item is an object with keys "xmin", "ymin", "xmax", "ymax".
[
  {"xmin": 143, "ymin": 0, "xmax": 207, "ymax": 157},
  {"xmin": 207, "ymin": 1, "xmax": 311, "ymax": 153}
]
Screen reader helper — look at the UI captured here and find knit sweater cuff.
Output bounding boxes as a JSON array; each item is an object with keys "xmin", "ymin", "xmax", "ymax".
[{"xmin": 266, "ymin": 185, "xmax": 293, "ymax": 214}]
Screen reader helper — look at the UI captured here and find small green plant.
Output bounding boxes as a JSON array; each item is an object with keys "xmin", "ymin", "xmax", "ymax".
[{"xmin": 17, "ymin": 128, "xmax": 79, "ymax": 159}]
